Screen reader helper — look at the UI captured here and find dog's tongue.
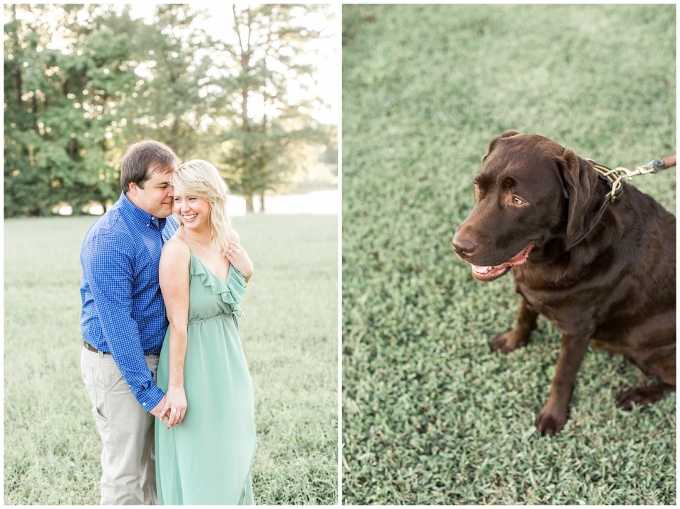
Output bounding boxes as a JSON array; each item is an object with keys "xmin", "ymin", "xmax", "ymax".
[{"xmin": 471, "ymin": 242, "xmax": 534, "ymax": 275}]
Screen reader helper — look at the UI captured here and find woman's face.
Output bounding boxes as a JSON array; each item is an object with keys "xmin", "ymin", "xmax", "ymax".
[{"xmin": 173, "ymin": 189, "xmax": 211, "ymax": 231}]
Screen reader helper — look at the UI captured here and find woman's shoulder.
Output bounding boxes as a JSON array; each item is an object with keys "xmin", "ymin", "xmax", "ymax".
[
  {"xmin": 161, "ymin": 236, "xmax": 191, "ymax": 262},
  {"xmin": 230, "ymin": 228, "xmax": 240, "ymax": 243}
]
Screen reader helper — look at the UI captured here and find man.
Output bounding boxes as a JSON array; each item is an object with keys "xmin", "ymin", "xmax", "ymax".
[{"xmin": 80, "ymin": 140, "xmax": 179, "ymax": 504}]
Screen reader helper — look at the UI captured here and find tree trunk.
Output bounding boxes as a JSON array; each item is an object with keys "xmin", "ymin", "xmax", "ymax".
[
  {"xmin": 245, "ymin": 195, "xmax": 254, "ymax": 212},
  {"xmin": 234, "ymin": 5, "xmax": 251, "ymax": 133},
  {"xmin": 260, "ymin": 195, "xmax": 265, "ymax": 212},
  {"xmin": 12, "ymin": 5, "xmax": 22, "ymax": 106}
]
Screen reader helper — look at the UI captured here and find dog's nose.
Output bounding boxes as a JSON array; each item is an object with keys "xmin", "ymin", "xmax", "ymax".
[{"xmin": 452, "ymin": 234, "xmax": 477, "ymax": 257}]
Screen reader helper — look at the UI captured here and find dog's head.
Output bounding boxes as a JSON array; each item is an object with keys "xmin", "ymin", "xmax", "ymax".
[{"xmin": 452, "ymin": 131, "xmax": 598, "ymax": 281}]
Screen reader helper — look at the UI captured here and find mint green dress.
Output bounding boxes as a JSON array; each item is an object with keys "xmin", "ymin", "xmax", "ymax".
[{"xmin": 155, "ymin": 249, "xmax": 256, "ymax": 505}]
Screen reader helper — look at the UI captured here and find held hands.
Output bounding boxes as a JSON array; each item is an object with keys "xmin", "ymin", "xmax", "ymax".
[
  {"xmin": 159, "ymin": 385, "xmax": 187, "ymax": 429},
  {"xmin": 150, "ymin": 396, "xmax": 170, "ymax": 426},
  {"xmin": 226, "ymin": 241, "xmax": 254, "ymax": 282}
]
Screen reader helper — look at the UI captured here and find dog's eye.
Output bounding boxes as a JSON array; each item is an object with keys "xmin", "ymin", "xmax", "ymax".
[{"xmin": 513, "ymin": 196, "xmax": 524, "ymax": 205}]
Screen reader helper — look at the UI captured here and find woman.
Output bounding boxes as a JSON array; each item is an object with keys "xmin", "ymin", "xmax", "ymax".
[{"xmin": 154, "ymin": 159, "xmax": 256, "ymax": 504}]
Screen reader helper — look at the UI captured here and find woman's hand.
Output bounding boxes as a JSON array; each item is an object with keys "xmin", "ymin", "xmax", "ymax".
[
  {"xmin": 161, "ymin": 385, "xmax": 187, "ymax": 429},
  {"xmin": 226, "ymin": 242, "xmax": 254, "ymax": 282}
]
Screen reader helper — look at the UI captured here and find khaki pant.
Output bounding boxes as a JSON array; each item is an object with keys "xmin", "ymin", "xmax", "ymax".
[{"xmin": 81, "ymin": 347, "xmax": 159, "ymax": 505}]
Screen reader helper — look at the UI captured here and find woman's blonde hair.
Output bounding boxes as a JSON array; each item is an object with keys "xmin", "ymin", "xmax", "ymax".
[{"xmin": 171, "ymin": 159, "xmax": 232, "ymax": 253}]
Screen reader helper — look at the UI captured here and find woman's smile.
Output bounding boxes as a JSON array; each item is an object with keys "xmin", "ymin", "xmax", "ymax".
[{"xmin": 173, "ymin": 191, "xmax": 211, "ymax": 230}]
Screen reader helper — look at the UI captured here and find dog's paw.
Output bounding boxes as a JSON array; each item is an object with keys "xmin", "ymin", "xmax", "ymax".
[
  {"xmin": 535, "ymin": 406, "xmax": 567, "ymax": 436},
  {"xmin": 617, "ymin": 383, "xmax": 674, "ymax": 410},
  {"xmin": 491, "ymin": 331, "xmax": 526, "ymax": 354}
]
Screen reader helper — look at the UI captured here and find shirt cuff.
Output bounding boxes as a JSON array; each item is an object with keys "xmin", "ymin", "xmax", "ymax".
[{"xmin": 137, "ymin": 384, "xmax": 165, "ymax": 412}]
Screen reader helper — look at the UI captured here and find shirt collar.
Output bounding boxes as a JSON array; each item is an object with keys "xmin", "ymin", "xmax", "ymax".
[{"xmin": 120, "ymin": 192, "xmax": 166, "ymax": 230}]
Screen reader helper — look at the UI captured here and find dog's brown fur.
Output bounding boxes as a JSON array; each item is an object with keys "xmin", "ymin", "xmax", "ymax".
[{"xmin": 452, "ymin": 131, "xmax": 676, "ymax": 435}]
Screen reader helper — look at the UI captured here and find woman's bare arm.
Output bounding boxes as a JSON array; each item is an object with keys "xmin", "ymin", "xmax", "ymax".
[
  {"xmin": 226, "ymin": 229, "xmax": 254, "ymax": 283},
  {"xmin": 159, "ymin": 239, "xmax": 191, "ymax": 427}
]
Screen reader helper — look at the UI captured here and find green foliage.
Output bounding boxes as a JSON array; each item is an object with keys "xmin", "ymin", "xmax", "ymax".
[
  {"xmin": 342, "ymin": 4, "xmax": 675, "ymax": 504},
  {"xmin": 4, "ymin": 5, "xmax": 146, "ymax": 216},
  {"xmin": 4, "ymin": 214, "xmax": 338, "ymax": 504},
  {"xmin": 218, "ymin": 5, "xmax": 333, "ymax": 209},
  {"xmin": 4, "ymin": 4, "xmax": 334, "ymax": 217},
  {"xmin": 120, "ymin": 6, "xmax": 231, "ymax": 161}
]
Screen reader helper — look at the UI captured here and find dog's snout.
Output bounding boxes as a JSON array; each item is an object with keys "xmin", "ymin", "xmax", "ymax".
[{"xmin": 452, "ymin": 234, "xmax": 477, "ymax": 257}]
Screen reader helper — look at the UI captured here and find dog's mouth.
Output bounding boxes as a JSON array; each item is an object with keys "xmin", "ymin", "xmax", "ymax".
[{"xmin": 470, "ymin": 242, "xmax": 535, "ymax": 281}]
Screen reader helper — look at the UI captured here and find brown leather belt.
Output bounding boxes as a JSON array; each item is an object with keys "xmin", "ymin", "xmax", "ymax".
[{"xmin": 82, "ymin": 340, "xmax": 110, "ymax": 355}]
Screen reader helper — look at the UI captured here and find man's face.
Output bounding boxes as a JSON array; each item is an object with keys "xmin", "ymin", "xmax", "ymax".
[{"xmin": 127, "ymin": 168, "xmax": 175, "ymax": 218}]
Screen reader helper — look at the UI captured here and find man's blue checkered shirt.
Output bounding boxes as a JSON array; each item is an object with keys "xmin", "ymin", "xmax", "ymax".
[{"xmin": 80, "ymin": 192, "xmax": 178, "ymax": 411}]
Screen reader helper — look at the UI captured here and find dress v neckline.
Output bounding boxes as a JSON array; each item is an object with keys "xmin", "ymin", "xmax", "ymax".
[{"xmin": 190, "ymin": 249, "xmax": 231, "ymax": 286}]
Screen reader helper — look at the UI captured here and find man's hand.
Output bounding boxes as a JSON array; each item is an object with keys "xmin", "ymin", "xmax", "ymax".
[{"xmin": 150, "ymin": 396, "xmax": 170, "ymax": 425}]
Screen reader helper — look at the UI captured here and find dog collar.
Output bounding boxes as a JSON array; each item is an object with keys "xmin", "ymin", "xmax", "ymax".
[
  {"xmin": 567, "ymin": 159, "xmax": 621, "ymax": 249},
  {"xmin": 568, "ymin": 157, "xmax": 671, "ymax": 250},
  {"xmin": 587, "ymin": 160, "xmax": 624, "ymax": 203},
  {"xmin": 566, "ymin": 176, "xmax": 612, "ymax": 250}
]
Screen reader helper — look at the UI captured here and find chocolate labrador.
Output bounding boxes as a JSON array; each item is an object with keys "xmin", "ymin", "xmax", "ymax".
[{"xmin": 452, "ymin": 131, "xmax": 676, "ymax": 435}]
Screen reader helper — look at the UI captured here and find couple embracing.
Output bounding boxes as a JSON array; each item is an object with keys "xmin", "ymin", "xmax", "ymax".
[{"xmin": 80, "ymin": 140, "xmax": 256, "ymax": 504}]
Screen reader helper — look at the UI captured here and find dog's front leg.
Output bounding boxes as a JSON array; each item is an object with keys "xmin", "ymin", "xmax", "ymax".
[
  {"xmin": 536, "ymin": 328, "xmax": 593, "ymax": 435},
  {"xmin": 492, "ymin": 298, "xmax": 538, "ymax": 353}
]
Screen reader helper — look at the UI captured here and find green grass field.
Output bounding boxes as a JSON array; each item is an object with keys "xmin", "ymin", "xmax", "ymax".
[
  {"xmin": 4, "ymin": 213, "xmax": 338, "ymax": 505},
  {"xmin": 342, "ymin": 4, "xmax": 675, "ymax": 505}
]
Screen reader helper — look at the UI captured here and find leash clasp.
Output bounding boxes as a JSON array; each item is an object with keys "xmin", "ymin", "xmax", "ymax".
[
  {"xmin": 638, "ymin": 159, "xmax": 666, "ymax": 174},
  {"xmin": 613, "ymin": 160, "xmax": 663, "ymax": 179}
]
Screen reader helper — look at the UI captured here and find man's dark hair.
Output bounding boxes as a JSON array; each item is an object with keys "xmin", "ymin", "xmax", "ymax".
[{"xmin": 120, "ymin": 140, "xmax": 180, "ymax": 192}]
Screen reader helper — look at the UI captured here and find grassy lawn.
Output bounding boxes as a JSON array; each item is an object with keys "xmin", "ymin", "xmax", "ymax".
[
  {"xmin": 342, "ymin": 4, "xmax": 675, "ymax": 505},
  {"xmin": 4, "ymin": 213, "xmax": 338, "ymax": 505}
]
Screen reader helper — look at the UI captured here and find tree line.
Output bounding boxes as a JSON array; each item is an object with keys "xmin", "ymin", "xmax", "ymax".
[{"xmin": 4, "ymin": 4, "xmax": 337, "ymax": 217}]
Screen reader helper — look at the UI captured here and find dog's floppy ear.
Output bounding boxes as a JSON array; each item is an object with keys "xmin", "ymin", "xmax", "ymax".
[
  {"xmin": 482, "ymin": 130, "xmax": 522, "ymax": 163},
  {"xmin": 558, "ymin": 149, "xmax": 598, "ymax": 239}
]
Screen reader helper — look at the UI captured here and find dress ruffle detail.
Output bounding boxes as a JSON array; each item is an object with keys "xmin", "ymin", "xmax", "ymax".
[{"xmin": 190, "ymin": 256, "xmax": 247, "ymax": 317}]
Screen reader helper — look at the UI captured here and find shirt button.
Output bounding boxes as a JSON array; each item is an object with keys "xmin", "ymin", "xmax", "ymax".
[{"xmin": 143, "ymin": 403, "xmax": 146, "ymax": 406}]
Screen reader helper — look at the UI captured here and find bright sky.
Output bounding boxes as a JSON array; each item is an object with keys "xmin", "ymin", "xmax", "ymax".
[{"xmin": 129, "ymin": 3, "xmax": 340, "ymax": 125}]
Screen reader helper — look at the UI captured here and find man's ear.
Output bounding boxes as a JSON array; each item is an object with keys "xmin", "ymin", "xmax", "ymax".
[
  {"xmin": 557, "ymin": 149, "xmax": 598, "ymax": 239},
  {"xmin": 481, "ymin": 130, "xmax": 522, "ymax": 163}
]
